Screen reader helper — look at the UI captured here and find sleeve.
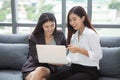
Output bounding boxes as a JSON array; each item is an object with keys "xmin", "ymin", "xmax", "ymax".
[
  {"xmin": 61, "ymin": 31, "xmax": 67, "ymax": 46},
  {"xmin": 21, "ymin": 39, "xmax": 38, "ymax": 79},
  {"xmin": 87, "ymin": 33, "xmax": 103, "ymax": 61},
  {"xmin": 56, "ymin": 30, "xmax": 66, "ymax": 46}
]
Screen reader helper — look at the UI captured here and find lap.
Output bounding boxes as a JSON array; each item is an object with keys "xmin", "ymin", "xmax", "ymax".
[
  {"xmin": 48, "ymin": 64, "xmax": 99, "ymax": 80},
  {"xmin": 48, "ymin": 65, "xmax": 72, "ymax": 80},
  {"xmin": 63, "ymin": 72, "xmax": 97, "ymax": 80}
]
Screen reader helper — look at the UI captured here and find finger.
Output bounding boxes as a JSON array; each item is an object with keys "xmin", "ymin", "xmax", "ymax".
[{"xmin": 67, "ymin": 45, "xmax": 72, "ymax": 47}]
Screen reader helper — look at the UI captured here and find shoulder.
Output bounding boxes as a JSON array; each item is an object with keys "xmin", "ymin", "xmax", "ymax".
[
  {"xmin": 83, "ymin": 27, "xmax": 100, "ymax": 40},
  {"xmin": 54, "ymin": 30, "xmax": 65, "ymax": 37},
  {"xmin": 84, "ymin": 27, "xmax": 97, "ymax": 36},
  {"xmin": 28, "ymin": 34, "xmax": 38, "ymax": 42},
  {"xmin": 28, "ymin": 34, "xmax": 35, "ymax": 40},
  {"xmin": 55, "ymin": 30, "xmax": 64, "ymax": 34},
  {"xmin": 54, "ymin": 30, "xmax": 66, "ymax": 40}
]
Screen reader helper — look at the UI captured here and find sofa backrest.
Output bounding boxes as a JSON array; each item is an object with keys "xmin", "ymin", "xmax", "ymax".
[
  {"xmin": 0, "ymin": 34, "xmax": 29, "ymax": 43},
  {"xmin": 99, "ymin": 37, "xmax": 120, "ymax": 78},
  {"xmin": 0, "ymin": 34, "xmax": 29, "ymax": 70}
]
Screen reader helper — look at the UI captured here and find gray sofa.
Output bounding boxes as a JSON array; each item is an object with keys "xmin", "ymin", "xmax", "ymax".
[
  {"xmin": 99, "ymin": 37, "xmax": 120, "ymax": 80},
  {"xmin": 0, "ymin": 34, "xmax": 120, "ymax": 80},
  {"xmin": 0, "ymin": 34, "xmax": 29, "ymax": 80}
]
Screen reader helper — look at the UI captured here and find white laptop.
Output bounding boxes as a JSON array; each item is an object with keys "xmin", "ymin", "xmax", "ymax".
[{"xmin": 36, "ymin": 44, "xmax": 69, "ymax": 64}]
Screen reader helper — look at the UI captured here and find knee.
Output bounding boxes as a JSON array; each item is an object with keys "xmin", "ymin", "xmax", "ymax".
[
  {"xmin": 25, "ymin": 71, "xmax": 35, "ymax": 80},
  {"xmin": 35, "ymin": 67, "xmax": 50, "ymax": 74}
]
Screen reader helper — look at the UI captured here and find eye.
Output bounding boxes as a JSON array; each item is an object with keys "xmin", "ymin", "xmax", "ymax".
[
  {"xmin": 50, "ymin": 23, "xmax": 55, "ymax": 27},
  {"xmin": 73, "ymin": 18, "xmax": 76, "ymax": 21},
  {"xmin": 69, "ymin": 17, "xmax": 76, "ymax": 22},
  {"xmin": 44, "ymin": 26, "xmax": 49, "ymax": 28},
  {"xmin": 51, "ymin": 24, "xmax": 55, "ymax": 27}
]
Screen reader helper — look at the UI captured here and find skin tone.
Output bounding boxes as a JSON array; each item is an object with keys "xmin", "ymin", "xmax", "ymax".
[
  {"xmin": 25, "ymin": 21, "xmax": 56, "ymax": 80},
  {"xmin": 25, "ymin": 67, "xmax": 50, "ymax": 80},
  {"xmin": 43, "ymin": 21, "xmax": 65, "ymax": 66},
  {"xmin": 67, "ymin": 13, "xmax": 89, "ymax": 56},
  {"xmin": 42, "ymin": 21, "xmax": 55, "ymax": 44}
]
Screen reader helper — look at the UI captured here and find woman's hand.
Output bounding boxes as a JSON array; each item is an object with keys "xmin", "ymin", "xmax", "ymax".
[
  {"xmin": 67, "ymin": 45, "xmax": 89, "ymax": 56},
  {"xmin": 67, "ymin": 45, "xmax": 79, "ymax": 53}
]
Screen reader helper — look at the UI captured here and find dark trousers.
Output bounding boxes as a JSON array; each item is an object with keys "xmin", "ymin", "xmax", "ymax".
[{"xmin": 48, "ymin": 64, "xmax": 99, "ymax": 80}]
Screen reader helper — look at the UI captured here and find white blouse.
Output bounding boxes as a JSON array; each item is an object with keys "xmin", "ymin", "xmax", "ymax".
[{"xmin": 67, "ymin": 27, "xmax": 103, "ymax": 69}]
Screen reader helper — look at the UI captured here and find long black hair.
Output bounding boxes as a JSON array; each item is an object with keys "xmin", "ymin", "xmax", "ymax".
[
  {"xmin": 32, "ymin": 12, "xmax": 57, "ymax": 36},
  {"xmin": 67, "ymin": 6, "xmax": 96, "ymax": 44}
]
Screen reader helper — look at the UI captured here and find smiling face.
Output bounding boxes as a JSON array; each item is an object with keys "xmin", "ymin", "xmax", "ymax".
[
  {"xmin": 42, "ymin": 21, "xmax": 55, "ymax": 36},
  {"xmin": 69, "ymin": 13, "xmax": 85, "ymax": 31}
]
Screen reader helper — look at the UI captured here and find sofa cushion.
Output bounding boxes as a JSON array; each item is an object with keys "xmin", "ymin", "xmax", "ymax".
[
  {"xmin": 100, "ymin": 37, "xmax": 120, "ymax": 47},
  {"xmin": 99, "ymin": 77, "xmax": 120, "ymax": 80},
  {"xmin": 0, "ymin": 43, "xmax": 28, "ymax": 70},
  {"xmin": 0, "ymin": 70, "xmax": 22, "ymax": 80},
  {"xmin": 99, "ymin": 47, "xmax": 120, "ymax": 78},
  {"xmin": 0, "ymin": 34, "xmax": 29, "ymax": 44}
]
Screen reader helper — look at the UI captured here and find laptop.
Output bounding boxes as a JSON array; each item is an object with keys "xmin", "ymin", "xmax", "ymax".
[{"xmin": 36, "ymin": 44, "xmax": 69, "ymax": 64}]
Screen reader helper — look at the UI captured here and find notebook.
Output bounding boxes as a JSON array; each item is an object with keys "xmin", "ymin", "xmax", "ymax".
[{"xmin": 36, "ymin": 44, "xmax": 69, "ymax": 64}]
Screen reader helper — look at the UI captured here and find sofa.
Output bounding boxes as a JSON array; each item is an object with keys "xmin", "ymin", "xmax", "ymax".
[
  {"xmin": 0, "ymin": 34, "xmax": 29, "ymax": 80},
  {"xmin": 99, "ymin": 37, "xmax": 120, "ymax": 80},
  {"xmin": 0, "ymin": 34, "xmax": 120, "ymax": 80}
]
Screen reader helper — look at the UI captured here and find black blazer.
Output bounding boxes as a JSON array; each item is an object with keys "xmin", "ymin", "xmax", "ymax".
[{"xmin": 22, "ymin": 30, "xmax": 66, "ymax": 78}]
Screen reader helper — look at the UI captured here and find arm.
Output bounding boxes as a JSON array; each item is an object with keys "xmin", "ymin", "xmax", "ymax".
[
  {"xmin": 67, "ymin": 45, "xmax": 88, "ymax": 56},
  {"xmin": 21, "ymin": 39, "xmax": 38, "ymax": 78},
  {"xmin": 87, "ymin": 34, "xmax": 103, "ymax": 61},
  {"xmin": 67, "ymin": 33, "xmax": 103, "ymax": 61},
  {"xmin": 58, "ymin": 30, "xmax": 66, "ymax": 46}
]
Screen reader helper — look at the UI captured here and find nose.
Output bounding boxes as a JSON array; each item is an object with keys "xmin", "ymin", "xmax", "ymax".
[{"xmin": 48, "ymin": 26, "xmax": 52, "ymax": 31}]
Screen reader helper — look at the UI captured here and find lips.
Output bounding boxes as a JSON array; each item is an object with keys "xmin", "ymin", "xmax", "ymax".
[
  {"xmin": 48, "ymin": 31, "xmax": 54, "ymax": 34},
  {"xmin": 72, "ymin": 25, "xmax": 77, "ymax": 29}
]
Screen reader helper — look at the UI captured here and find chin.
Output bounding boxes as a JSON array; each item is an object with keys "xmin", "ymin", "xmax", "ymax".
[
  {"xmin": 74, "ymin": 28, "xmax": 78, "ymax": 30},
  {"xmin": 48, "ymin": 33, "xmax": 53, "ymax": 35}
]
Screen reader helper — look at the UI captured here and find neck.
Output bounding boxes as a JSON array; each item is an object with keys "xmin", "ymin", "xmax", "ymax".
[
  {"xmin": 78, "ymin": 26, "xmax": 85, "ymax": 36},
  {"xmin": 45, "ymin": 34, "xmax": 53, "ymax": 39}
]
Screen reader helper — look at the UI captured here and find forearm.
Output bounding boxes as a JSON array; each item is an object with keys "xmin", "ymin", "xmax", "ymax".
[{"xmin": 77, "ymin": 47, "xmax": 89, "ymax": 56}]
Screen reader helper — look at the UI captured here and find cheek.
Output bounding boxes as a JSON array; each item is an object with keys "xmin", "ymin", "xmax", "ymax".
[
  {"xmin": 69, "ymin": 22, "xmax": 72, "ymax": 26},
  {"xmin": 42, "ymin": 26, "xmax": 46, "ymax": 30},
  {"xmin": 42, "ymin": 27, "xmax": 49, "ymax": 32},
  {"xmin": 69, "ymin": 21, "xmax": 73, "ymax": 27},
  {"xmin": 43, "ymin": 29, "xmax": 48, "ymax": 33},
  {"xmin": 77, "ymin": 20, "xmax": 82, "ymax": 25},
  {"xmin": 43, "ymin": 27, "xmax": 47, "ymax": 31},
  {"xmin": 52, "ymin": 26, "xmax": 56, "ymax": 30}
]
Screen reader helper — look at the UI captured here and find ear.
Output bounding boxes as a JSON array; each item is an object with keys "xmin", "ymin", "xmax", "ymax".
[{"xmin": 81, "ymin": 16, "xmax": 85, "ymax": 22}]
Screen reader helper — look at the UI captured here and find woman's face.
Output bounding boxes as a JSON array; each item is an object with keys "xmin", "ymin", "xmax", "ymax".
[
  {"xmin": 42, "ymin": 21, "xmax": 55, "ymax": 36},
  {"xmin": 69, "ymin": 13, "xmax": 85, "ymax": 31}
]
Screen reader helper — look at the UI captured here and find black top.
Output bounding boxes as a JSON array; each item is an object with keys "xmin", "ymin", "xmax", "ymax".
[{"xmin": 21, "ymin": 30, "xmax": 66, "ymax": 78}]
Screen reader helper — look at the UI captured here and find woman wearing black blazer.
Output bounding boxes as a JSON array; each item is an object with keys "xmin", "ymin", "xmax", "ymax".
[{"xmin": 22, "ymin": 12, "xmax": 66, "ymax": 80}]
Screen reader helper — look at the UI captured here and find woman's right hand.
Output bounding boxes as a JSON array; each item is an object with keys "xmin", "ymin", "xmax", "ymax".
[{"xmin": 67, "ymin": 45, "xmax": 79, "ymax": 53}]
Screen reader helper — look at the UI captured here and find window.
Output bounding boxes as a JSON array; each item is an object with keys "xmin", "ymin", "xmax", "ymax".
[
  {"xmin": 0, "ymin": 0, "xmax": 11, "ymax": 22},
  {"xmin": 17, "ymin": 0, "xmax": 62, "ymax": 24},
  {"xmin": 92, "ymin": 0, "xmax": 120, "ymax": 24},
  {"xmin": 0, "ymin": 26, "xmax": 12, "ymax": 34},
  {"xmin": 96, "ymin": 28, "xmax": 120, "ymax": 37},
  {"xmin": 66, "ymin": 0, "xmax": 87, "ymax": 17},
  {"xmin": 0, "ymin": 0, "xmax": 120, "ymax": 36}
]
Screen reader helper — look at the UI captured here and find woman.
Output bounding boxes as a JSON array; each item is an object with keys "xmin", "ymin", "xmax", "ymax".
[
  {"xmin": 48, "ymin": 6, "xmax": 103, "ymax": 80},
  {"xmin": 22, "ymin": 12, "xmax": 66, "ymax": 80},
  {"xmin": 66, "ymin": 6, "xmax": 103, "ymax": 80}
]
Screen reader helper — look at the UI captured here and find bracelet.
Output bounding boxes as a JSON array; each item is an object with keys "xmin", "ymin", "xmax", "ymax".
[{"xmin": 66, "ymin": 61, "xmax": 72, "ymax": 66}]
